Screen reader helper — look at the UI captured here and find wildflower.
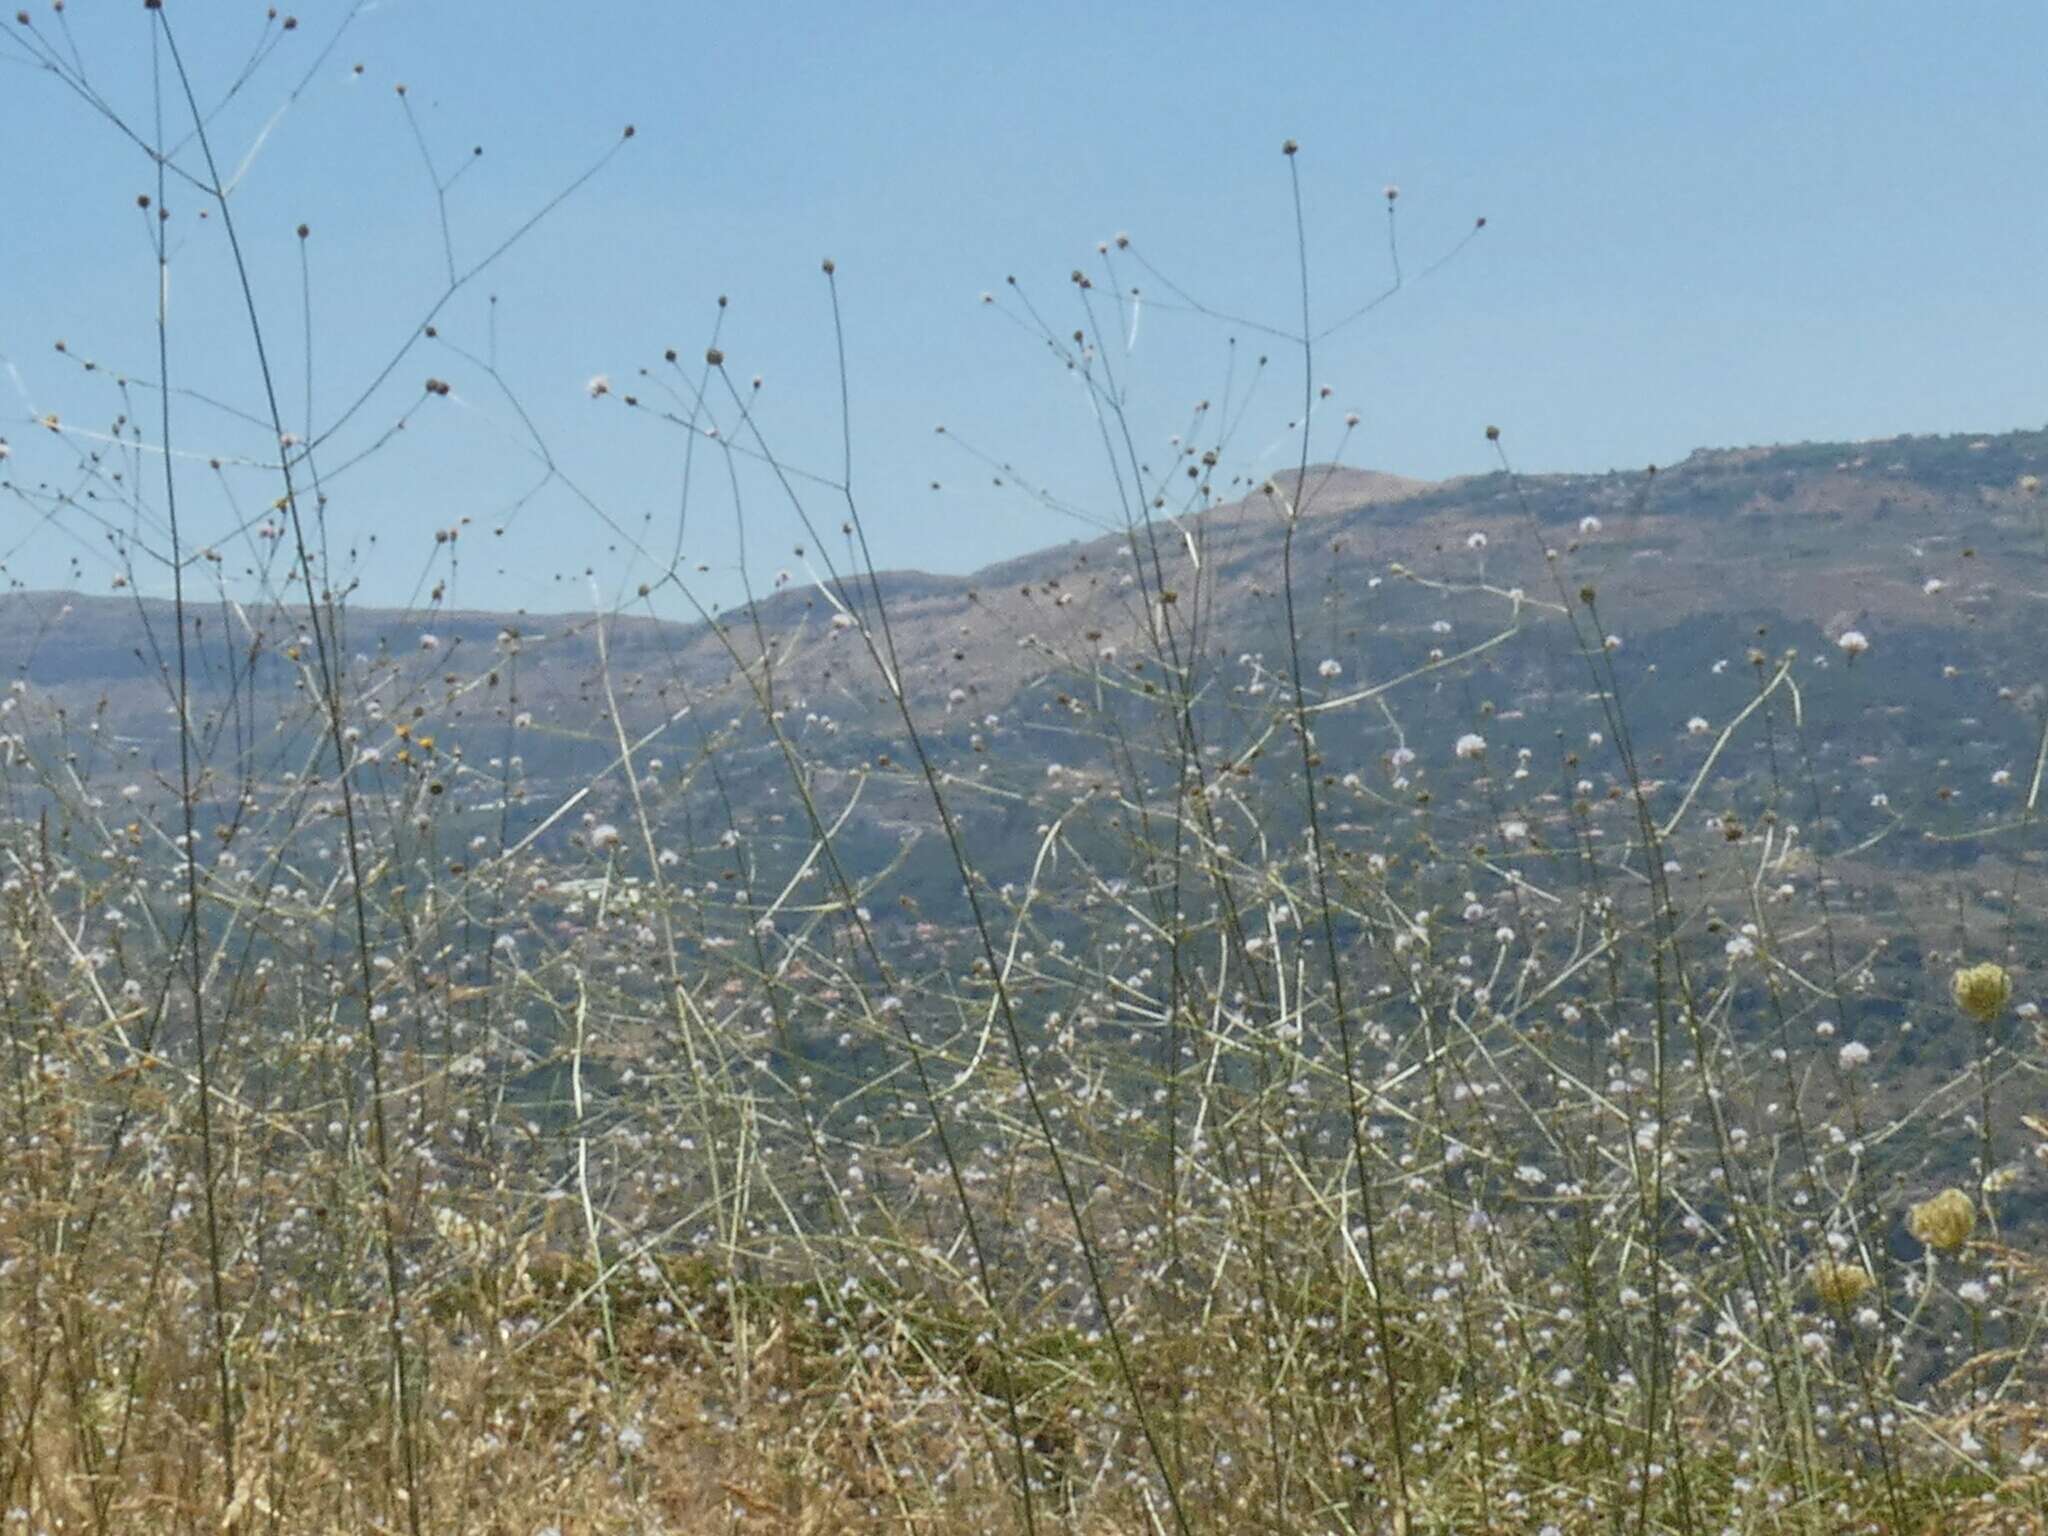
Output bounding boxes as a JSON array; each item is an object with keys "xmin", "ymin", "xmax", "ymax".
[
  {"xmin": 1687, "ymin": 716, "xmax": 1710, "ymax": 736},
  {"xmin": 590, "ymin": 823, "xmax": 623, "ymax": 852},
  {"xmin": 1951, "ymin": 961, "xmax": 2011, "ymax": 1023},
  {"xmin": 1454, "ymin": 732, "xmax": 1487, "ymax": 761},
  {"xmin": 1466, "ymin": 531, "xmax": 1488, "ymax": 551},
  {"xmin": 1811, "ymin": 1259, "xmax": 1874, "ymax": 1309},
  {"xmin": 1837, "ymin": 1040, "xmax": 1870, "ymax": 1070},
  {"xmin": 1317, "ymin": 658, "xmax": 1342, "ymax": 679},
  {"xmin": 1579, "ymin": 515, "xmax": 1602, "ymax": 534},
  {"xmin": 1957, "ymin": 1280, "xmax": 1989, "ymax": 1306},
  {"xmin": 1906, "ymin": 1188, "xmax": 1975, "ymax": 1253},
  {"xmin": 1836, "ymin": 629, "xmax": 1870, "ymax": 657},
  {"xmin": 586, "ymin": 374, "xmax": 611, "ymax": 398},
  {"xmin": 1923, "ymin": 577, "xmax": 1946, "ymax": 594}
]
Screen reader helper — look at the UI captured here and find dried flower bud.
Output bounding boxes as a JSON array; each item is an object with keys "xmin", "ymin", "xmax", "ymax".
[
  {"xmin": 1906, "ymin": 1188, "xmax": 1976, "ymax": 1254},
  {"xmin": 1951, "ymin": 962, "xmax": 2011, "ymax": 1024},
  {"xmin": 1810, "ymin": 1259, "xmax": 1873, "ymax": 1310}
]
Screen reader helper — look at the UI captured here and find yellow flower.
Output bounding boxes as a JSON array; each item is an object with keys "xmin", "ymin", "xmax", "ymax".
[
  {"xmin": 1951, "ymin": 962, "xmax": 2012, "ymax": 1024},
  {"xmin": 1906, "ymin": 1188, "xmax": 1975, "ymax": 1253},
  {"xmin": 1811, "ymin": 1259, "xmax": 1874, "ymax": 1309}
]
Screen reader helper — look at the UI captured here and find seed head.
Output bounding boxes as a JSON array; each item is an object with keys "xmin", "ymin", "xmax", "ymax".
[
  {"xmin": 1906, "ymin": 1188, "xmax": 1976, "ymax": 1254},
  {"xmin": 1951, "ymin": 961, "xmax": 2011, "ymax": 1024},
  {"xmin": 1810, "ymin": 1259, "xmax": 1873, "ymax": 1310}
]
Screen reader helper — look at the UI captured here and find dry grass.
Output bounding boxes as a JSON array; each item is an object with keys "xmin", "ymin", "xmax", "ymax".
[{"xmin": 4, "ymin": 10, "xmax": 2048, "ymax": 1535}]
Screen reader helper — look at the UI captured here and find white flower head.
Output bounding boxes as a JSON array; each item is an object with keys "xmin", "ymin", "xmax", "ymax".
[
  {"xmin": 1837, "ymin": 629, "xmax": 1870, "ymax": 657},
  {"xmin": 1454, "ymin": 732, "xmax": 1487, "ymax": 761}
]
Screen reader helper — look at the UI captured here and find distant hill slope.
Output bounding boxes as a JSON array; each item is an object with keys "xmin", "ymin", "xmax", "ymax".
[{"xmin": 6, "ymin": 426, "xmax": 2045, "ymax": 795}]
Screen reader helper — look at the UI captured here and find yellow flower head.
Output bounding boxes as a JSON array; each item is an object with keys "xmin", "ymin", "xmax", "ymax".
[
  {"xmin": 1811, "ymin": 1259, "xmax": 1874, "ymax": 1310},
  {"xmin": 1906, "ymin": 1188, "xmax": 1975, "ymax": 1254},
  {"xmin": 1951, "ymin": 962, "xmax": 2012, "ymax": 1024}
]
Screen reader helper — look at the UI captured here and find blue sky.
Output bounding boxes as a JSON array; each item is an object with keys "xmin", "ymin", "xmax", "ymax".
[{"xmin": 3, "ymin": 1, "xmax": 2044, "ymax": 615}]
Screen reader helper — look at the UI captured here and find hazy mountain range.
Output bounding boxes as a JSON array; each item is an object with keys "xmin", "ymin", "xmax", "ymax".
[{"xmin": 7, "ymin": 426, "xmax": 2045, "ymax": 846}]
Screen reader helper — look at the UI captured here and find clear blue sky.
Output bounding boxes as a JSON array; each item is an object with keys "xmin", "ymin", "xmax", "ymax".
[{"xmin": 3, "ymin": 1, "xmax": 2044, "ymax": 616}]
